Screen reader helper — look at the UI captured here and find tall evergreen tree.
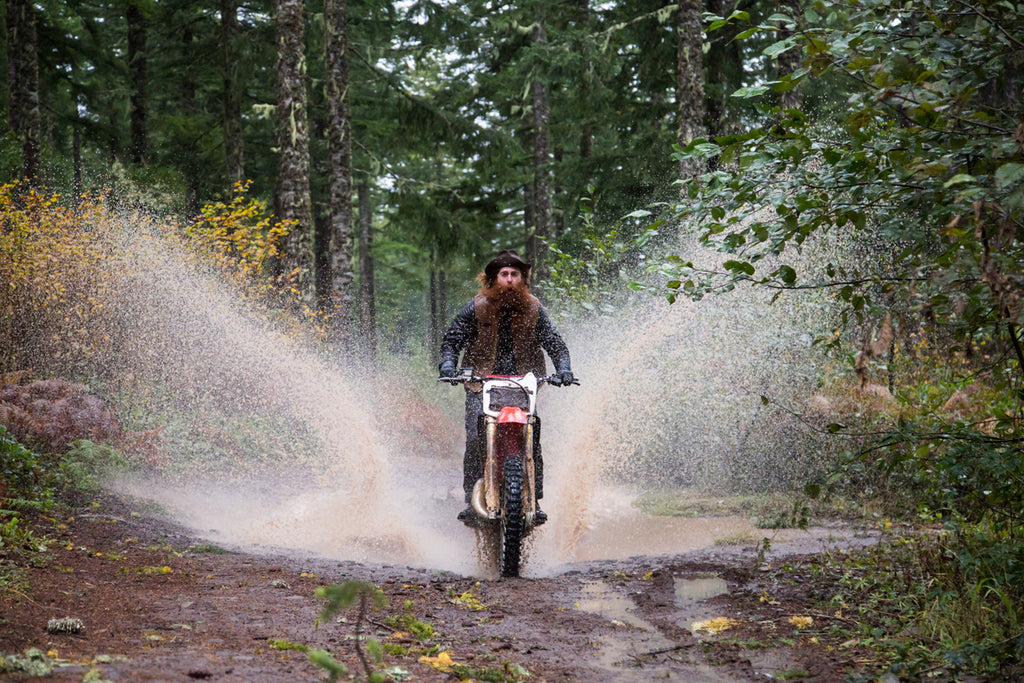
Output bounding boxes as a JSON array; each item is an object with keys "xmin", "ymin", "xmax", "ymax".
[
  {"xmin": 676, "ymin": 0, "xmax": 704, "ymax": 180},
  {"xmin": 275, "ymin": 0, "xmax": 314, "ymax": 302},
  {"xmin": 221, "ymin": 0, "xmax": 245, "ymax": 186},
  {"xmin": 5, "ymin": 0, "xmax": 41, "ymax": 182},
  {"xmin": 325, "ymin": 0, "xmax": 354, "ymax": 340},
  {"xmin": 126, "ymin": 0, "xmax": 148, "ymax": 165}
]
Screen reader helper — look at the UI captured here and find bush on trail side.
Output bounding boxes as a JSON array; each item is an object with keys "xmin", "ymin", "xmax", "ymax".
[{"xmin": 0, "ymin": 377, "xmax": 123, "ymax": 454}]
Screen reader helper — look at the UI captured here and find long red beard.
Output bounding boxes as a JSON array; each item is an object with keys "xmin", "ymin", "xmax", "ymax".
[{"xmin": 480, "ymin": 278, "xmax": 532, "ymax": 312}]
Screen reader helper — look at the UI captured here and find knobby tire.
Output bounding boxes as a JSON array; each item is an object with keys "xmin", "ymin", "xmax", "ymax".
[{"xmin": 499, "ymin": 452, "xmax": 524, "ymax": 578}]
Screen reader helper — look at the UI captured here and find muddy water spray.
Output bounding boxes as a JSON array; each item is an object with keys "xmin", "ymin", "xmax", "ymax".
[
  {"xmin": 104, "ymin": 214, "xmax": 472, "ymax": 570},
  {"xmin": 100, "ymin": 212, "xmax": 839, "ymax": 575},
  {"xmin": 532, "ymin": 236, "xmax": 840, "ymax": 566}
]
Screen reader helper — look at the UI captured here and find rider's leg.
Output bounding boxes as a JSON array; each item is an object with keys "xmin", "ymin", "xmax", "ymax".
[
  {"xmin": 533, "ymin": 416, "xmax": 547, "ymax": 525},
  {"xmin": 533, "ymin": 415, "xmax": 543, "ymax": 500},
  {"xmin": 462, "ymin": 390, "xmax": 485, "ymax": 503}
]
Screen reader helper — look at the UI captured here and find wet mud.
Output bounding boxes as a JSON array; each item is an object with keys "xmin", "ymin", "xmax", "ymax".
[{"xmin": 1, "ymin": 493, "xmax": 881, "ymax": 682}]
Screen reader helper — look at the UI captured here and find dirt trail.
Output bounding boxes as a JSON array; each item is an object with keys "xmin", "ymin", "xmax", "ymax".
[{"xmin": 0, "ymin": 495, "xmax": 880, "ymax": 682}]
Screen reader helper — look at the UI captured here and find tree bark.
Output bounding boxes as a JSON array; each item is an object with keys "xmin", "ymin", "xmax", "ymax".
[
  {"xmin": 182, "ymin": 21, "xmax": 200, "ymax": 217},
  {"xmin": 676, "ymin": 0, "xmax": 705, "ymax": 181},
  {"xmin": 275, "ymin": 0, "xmax": 315, "ymax": 304},
  {"xmin": 326, "ymin": 0, "xmax": 355, "ymax": 343},
  {"xmin": 358, "ymin": 179, "xmax": 376, "ymax": 361},
  {"xmin": 777, "ymin": 0, "xmax": 803, "ymax": 112},
  {"xmin": 5, "ymin": 0, "xmax": 41, "ymax": 183},
  {"xmin": 703, "ymin": 0, "xmax": 726, "ymax": 138},
  {"xmin": 221, "ymin": 0, "xmax": 245, "ymax": 187},
  {"xmin": 577, "ymin": 0, "xmax": 592, "ymax": 163},
  {"xmin": 127, "ymin": 0, "xmax": 148, "ymax": 165},
  {"xmin": 531, "ymin": 21, "xmax": 551, "ymax": 281}
]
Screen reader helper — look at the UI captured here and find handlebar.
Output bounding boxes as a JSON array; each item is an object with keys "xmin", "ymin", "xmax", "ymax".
[{"xmin": 438, "ymin": 371, "xmax": 579, "ymax": 387}]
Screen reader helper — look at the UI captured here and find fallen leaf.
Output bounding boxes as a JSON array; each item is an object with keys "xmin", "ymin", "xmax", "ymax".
[
  {"xmin": 692, "ymin": 617, "xmax": 740, "ymax": 634},
  {"xmin": 788, "ymin": 616, "xmax": 814, "ymax": 629},
  {"xmin": 419, "ymin": 650, "xmax": 457, "ymax": 672}
]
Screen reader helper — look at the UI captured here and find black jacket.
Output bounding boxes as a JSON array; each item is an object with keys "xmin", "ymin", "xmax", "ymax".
[{"xmin": 439, "ymin": 299, "xmax": 571, "ymax": 376}]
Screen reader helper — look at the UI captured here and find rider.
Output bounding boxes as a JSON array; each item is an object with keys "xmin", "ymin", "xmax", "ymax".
[{"xmin": 438, "ymin": 249, "xmax": 575, "ymax": 526}]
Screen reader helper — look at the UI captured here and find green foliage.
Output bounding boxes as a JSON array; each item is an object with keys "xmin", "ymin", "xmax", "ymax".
[
  {"xmin": 307, "ymin": 649, "xmax": 348, "ymax": 681},
  {"xmin": 0, "ymin": 426, "xmax": 50, "ymax": 507},
  {"xmin": 60, "ymin": 440, "xmax": 127, "ymax": 495},
  {"xmin": 653, "ymin": 0, "xmax": 1023, "ymax": 333},
  {"xmin": 810, "ymin": 533, "xmax": 1024, "ymax": 678},
  {"xmin": 0, "ymin": 648, "xmax": 54, "ymax": 677},
  {"xmin": 637, "ymin": 2, "xmax": 1024, "ymax": 656},
  {"xmin": 313, "ymin": 581, "xmax": 390, "ymax": 682},
  {"xmin": 268, "ymin": 638, "xmax": 309, "ymax": 652},
  {"xmin": 383, "ymin": 600, "xmax": 436, "ymax": 641},
  {"xmin": 316, "ymin": 581, "xmax": 388, "ymax": 623}
]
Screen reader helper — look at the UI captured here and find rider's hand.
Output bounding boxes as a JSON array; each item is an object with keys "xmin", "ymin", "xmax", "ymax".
[
  {"xmin": 439, "ymin": 361, "xmax": 458, "ymax": 379},
  {"xmin": 552, "ymin": 370, "xmax": 576, "ymax": 386}
]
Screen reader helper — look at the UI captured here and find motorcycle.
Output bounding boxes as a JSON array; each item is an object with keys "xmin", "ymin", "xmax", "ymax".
[{"xmin": 441, "ymin": 370, "xmax": 577, "ymax": 577}]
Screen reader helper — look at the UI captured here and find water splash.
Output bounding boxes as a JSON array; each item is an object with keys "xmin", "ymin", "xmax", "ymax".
[{"xmin": 84, "ymin": 210, "xmax": 841, "ymax": 576}]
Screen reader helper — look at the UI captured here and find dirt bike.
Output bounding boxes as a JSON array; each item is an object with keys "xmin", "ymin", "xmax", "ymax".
[{"xmin": 441, "ymin": 370, "xmax": 578, "ymax": 577}]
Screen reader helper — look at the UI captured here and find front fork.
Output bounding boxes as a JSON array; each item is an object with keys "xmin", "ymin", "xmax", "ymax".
[{"xmin": 473, "ymin": 416, "xmax": 537, "ymax": 524}]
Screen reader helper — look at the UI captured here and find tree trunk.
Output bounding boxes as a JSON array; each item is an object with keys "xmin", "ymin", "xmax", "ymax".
[
  {"xmin": 577, "ymin": 0, "xmax": 592, "ymax": 164},
  {"xmin": 531, "ymin": 22, "xmax": 551, "ymax": 281},
  {"xmin": 5, "ymin": 0, "xmax": 41, "ymax": 183},
  {"xmin": 428, "ymin": 255, "xmax": 438, "ymax": 352},
  {"xmin": 182, "ymin": 22, "xmax": 200, "ymax": 217},
  {"xmin": 524, "ymin": 180, "xmax": 536, "ymax": 264},
  {"xmin": 703, "ymin": 0, "xmax": 726, "ymax": 138},
  {"xmin": 777, "ymin": 0, "xmax": 803, "ymax": 112},
  {"xmin": 73, "ymin": 124, "xmax": 82, "ymax": 201},
  {"xmin": 325, "ymin": 0, "xmax": 355, "ymax": 343},
  {"xmin": 275, "ymin": 0, "xmax": 315, "ymax": 304},
  {"xmin": 676, "ymin": 0, "xmax": 705, "ymax": 181},
  {"xmin": 358, "ymin": 179, "xmax": 376, "ymax": 361},
  {"xmin": 221, "ymin": 0, "xmax": 245, "ymax": 187},
  {"xmin": 127, "ymin": 0, "xmax": 148, "ymax": 165}
]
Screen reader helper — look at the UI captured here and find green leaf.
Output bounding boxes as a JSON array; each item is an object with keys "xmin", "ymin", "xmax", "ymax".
[
  {"xmin": 366, "ymin": 638, "xmax": 384, "ymax": 664},
  {"xmin": 943, "ymin": 173, "xmax": 975, "ymax": 188},
  {"xmin": 308, "ymin": 650, "xmax": 347, "ymax": 676},
  {"xmin": 732, "ymin": 84, "xmax": 772, "ymax": 99},
  {"xmin": 826, "ymin": 423, "xmax": 845, "ymax": 433},
  {"xmin": 763, "ymin": 38, "xmax": 795, "ymax": 58},
  {"xmin": 804, "ymin": 482, "xmax": 821, "ymax": 499},
  {"xmin": 723, "ymin": 259, "xmax": 756, "ymax": 276},
  {"xmin": 733, "ymin": 26, "xmax": 760, "ymax": 41},
  {"xmin": 995, "ymin": 162, "xmax": 1024, "ymax": 189},
  {"xmin": 775, "ymin": 265, "xmax": 797, "ymax": 285}
]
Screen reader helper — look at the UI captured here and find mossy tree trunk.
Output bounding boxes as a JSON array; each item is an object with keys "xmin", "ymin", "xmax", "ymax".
[
  {"xmin": 275, "ymin": 0, "xmax": 314, "ymax": 304},
  {"xmin": 5, "ymin": 0, "xmax": 40, "ymax": 183}
]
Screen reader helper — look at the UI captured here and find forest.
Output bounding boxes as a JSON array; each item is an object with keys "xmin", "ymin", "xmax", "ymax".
[{"xmin": 2, "ymin": 0, "xmax": 1024, "ymax": 678}]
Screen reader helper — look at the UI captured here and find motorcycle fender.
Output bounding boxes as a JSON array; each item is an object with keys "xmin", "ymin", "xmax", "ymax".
[{"xmin": 497, "ymin": 406, "xmax": 528, "ymax": 424}]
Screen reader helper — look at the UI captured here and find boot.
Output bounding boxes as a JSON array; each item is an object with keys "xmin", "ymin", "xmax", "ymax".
[
  {"xmin": 457, "ymin": 506, "xmax": 478, "ymax": 527},
  {"xmin": 534, "ymin": 505, "xmax": 548, "ymax": 526}
]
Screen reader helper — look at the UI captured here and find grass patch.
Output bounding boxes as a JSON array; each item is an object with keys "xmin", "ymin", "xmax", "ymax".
[
  {"xmin": 188, "ymin": 543, "xmax": 228, "ymax": 554},
  {"xmin": 268, "ymin": 638, "xmax": 309, "ymax": 652},
  {"xmin": 635, "ymin": 489, "xmax": 801, "ymax": 519},
  {"xmin": 714, "ymin": 531, "xmax": 758, "ymax": 546}
]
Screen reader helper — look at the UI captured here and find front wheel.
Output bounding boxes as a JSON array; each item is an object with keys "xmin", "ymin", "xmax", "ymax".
[{"xmin": 499, "ymin": 453, "xmax": 524, "ymax": 577}]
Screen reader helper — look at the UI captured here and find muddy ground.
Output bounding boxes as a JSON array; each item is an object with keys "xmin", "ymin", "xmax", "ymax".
[{"xmin": 1, "ymin": 494, "xmax": 885, "ymax": 682}]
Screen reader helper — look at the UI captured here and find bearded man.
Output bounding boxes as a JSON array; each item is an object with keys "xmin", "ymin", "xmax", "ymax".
[{"xmin": 438, "ymin": 249, "xmax": 575, "ymax": 525}]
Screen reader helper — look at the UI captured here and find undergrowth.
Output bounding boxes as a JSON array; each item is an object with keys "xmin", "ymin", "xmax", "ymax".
[{"xmin": 806, "ymin": 530, "xmax": 1024, "ymax": 679}]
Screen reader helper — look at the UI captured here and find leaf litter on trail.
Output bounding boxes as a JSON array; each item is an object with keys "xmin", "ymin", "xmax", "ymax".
[{"xmin": 692, "ymin": 616, "xmax": 741, "ymax": 634}]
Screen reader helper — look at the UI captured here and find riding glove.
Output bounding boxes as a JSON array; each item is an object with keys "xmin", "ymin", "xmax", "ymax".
[
  {"xmin": 439, "ymin": 361, "xmax": 458, "ymax": 379},
  {"xmin": 553, "ymin": 370, "xmax": 576, "ymax": 386}
]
